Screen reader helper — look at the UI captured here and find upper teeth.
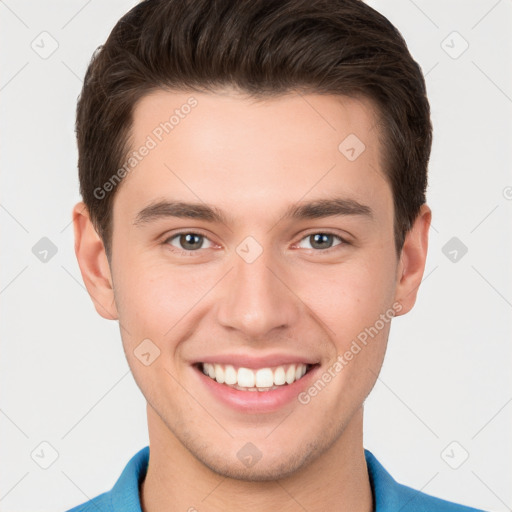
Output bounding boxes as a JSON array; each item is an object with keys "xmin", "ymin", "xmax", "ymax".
[{"xmin": 201, "ymin": 363, "xmax": 308, "ymax": 389}]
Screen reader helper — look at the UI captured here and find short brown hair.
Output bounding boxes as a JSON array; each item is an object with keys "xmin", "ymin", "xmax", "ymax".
[{"xmin": 76, "ymin": 0, "xmax": 432, "ymax": 257}]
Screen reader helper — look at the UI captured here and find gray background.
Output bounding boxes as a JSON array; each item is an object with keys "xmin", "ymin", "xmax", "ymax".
[{"xmin": 1, "ymin": 1, "xmax": 511, "ymax": 511}]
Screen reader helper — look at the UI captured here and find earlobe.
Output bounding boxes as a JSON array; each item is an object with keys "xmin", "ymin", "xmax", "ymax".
[
  {"xmin": 72, "ymin": 202, "xmax": 119, "ymax": 320},
  {"xmin": 394, "ymin": 204, "xmax": 431, "ymax": 316}
]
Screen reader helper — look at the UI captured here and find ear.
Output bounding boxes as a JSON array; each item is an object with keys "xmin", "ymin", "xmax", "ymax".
[
  {"xmin": 394, "ymin": 204, "xmax": 431, "ymax": 316},
  {"xmin": 72, "ymin": 202, "xmax": 118, "ymax": 320}
]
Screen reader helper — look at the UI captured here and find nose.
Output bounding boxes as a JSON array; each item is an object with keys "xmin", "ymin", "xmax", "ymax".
[{"xmin": 216, "ymin": 246, "xmax": 302, "ymax": 340}]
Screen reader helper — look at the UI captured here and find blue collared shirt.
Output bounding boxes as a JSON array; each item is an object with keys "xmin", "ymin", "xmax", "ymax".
[{"xmin": 65, "ymin": 446, "xmax": 486, "ymax": 511}]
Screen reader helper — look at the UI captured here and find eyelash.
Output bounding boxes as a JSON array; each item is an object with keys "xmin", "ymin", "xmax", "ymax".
[{"xmin": 162, "ymin": 230, "xmax": 349, "ymax": 256}]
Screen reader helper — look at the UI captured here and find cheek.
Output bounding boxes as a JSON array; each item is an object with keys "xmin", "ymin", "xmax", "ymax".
[
  {"xmin": 112, "ymin": 261, "xmax": 215, "ymax": 342},
  {"xmin": 296, "ymin": 263, "xmax": 395, "ymax": 412},
  {"xmin": 298, "ymin": 258, "xmax": 398, "ymax": 340},
  {"xmin": 111, "ymin": 264, "xmax": 209, "ymax": 396}
]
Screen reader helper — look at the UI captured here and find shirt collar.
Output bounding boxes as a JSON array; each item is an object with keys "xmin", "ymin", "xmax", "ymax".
[{"xmin": 110, "ymin": 446, "xmax": 148, "ymax": 512}]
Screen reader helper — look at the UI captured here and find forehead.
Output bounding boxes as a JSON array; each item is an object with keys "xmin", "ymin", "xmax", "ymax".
[{"xmin": 114, "ymin": 89, "xmax": 391, "ymax": 228}]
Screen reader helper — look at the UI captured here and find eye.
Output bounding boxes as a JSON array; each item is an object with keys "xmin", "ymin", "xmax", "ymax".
[
  {"xmin": 296, "ymin": 232, "xmax": 346, "ymax": 251},
  {"xmin": 165, "ymin": 232, "xmax": 214, "ymax": 252}
]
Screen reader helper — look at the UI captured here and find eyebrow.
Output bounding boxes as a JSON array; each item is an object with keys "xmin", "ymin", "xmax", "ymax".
[{"xmin": 133, "ymin": 197, "xmax": 373, "ymax": 227}]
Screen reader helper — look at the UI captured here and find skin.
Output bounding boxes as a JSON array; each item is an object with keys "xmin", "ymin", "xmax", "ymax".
[{"xmin": 73, "ymin": 89, "xmax": 430, "ymax": 512}]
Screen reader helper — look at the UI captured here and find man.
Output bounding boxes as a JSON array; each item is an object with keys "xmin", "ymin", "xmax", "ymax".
[{"xmin": 67, "ymin": 0, "xmax": 486, "ymax": 510}]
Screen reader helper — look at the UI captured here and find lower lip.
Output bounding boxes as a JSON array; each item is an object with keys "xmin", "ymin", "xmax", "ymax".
[{"xmin": 193, "ymin": 364, "xmax": 320, "ymax": 413}]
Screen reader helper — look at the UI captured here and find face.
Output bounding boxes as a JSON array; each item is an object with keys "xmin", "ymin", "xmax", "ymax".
[{"xmin": 74, "ymin": 88, "xmax": 430, "ymax": 481}]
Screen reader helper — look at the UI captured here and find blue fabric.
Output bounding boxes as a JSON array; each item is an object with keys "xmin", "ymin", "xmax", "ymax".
[{"xmin": 65, "ymin": 446, "xmax": 486, "ymax": 511}]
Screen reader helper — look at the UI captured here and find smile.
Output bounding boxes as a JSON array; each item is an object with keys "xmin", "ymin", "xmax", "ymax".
[{"xmin": 199, "ymin": 362, "xmax": 312, "ymax": 391}]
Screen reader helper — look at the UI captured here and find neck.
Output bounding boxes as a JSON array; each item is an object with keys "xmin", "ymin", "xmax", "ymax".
[{"xmin": 140, "ymin": 406, "xmax": 372, "ymax": 512}]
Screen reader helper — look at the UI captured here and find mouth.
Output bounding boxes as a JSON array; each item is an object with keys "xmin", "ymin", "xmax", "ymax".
[{"xmin": 194, "ymin": 362, "xmax": 318, "ymax": 391}]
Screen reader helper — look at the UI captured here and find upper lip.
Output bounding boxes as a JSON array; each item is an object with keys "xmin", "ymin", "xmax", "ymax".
[{"xmin": 193, "ymin": 353, "xmax": 319, "ymax": 369}]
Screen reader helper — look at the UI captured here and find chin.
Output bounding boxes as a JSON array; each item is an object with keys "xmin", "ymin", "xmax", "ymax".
[{"xmin": 193, "ymin": 440, "xmax": 322, "ymax": 482}]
